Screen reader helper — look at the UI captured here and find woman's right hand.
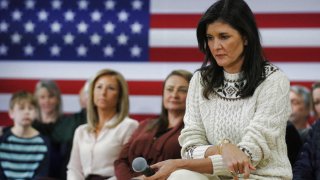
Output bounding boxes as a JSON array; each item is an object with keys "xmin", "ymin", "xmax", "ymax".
[{"xmin": 144, "ymin": 159, "xmax": 180, "ymax": 180}]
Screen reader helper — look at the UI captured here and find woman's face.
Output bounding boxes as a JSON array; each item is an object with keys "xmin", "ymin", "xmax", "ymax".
[
  {"xmin": 313, "ymin": 87, "xmax": 320, "ymax": 118},
  {"xmin": 93, "ymin": 75, "xmax": 119, "ymax": 111},
  {"xmin": 37, "ymin": 87, "xmax": 59, "ymax": 115},
  {"xmin": 163, "ymin": 75, "xmax": 189, "ymax": 112},
  {"xmin": 206, "ymin": 21, "xmax": 246, "ymax": 73}
]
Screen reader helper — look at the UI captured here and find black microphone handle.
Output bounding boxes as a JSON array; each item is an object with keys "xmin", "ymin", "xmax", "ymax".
[{"xmin": 143, "ymin": 166, "xmax": 155, "ymax": 177}]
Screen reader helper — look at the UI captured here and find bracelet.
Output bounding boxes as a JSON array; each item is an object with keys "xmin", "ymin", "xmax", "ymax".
[{"xmin": 218, "ymin": 139, "xmax": 231, "ymax": 155}]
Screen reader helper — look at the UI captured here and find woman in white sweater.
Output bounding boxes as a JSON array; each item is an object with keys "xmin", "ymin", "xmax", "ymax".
[
  {"xmin": 67, "ymin": 69, "xmax": 138, "ymax": 180},
  {"xmin": 145, "ymin": 0, "xmax": 292, "ymax": 179}
]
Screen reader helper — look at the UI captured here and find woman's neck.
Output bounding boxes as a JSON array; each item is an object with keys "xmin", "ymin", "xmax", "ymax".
[
  {"xmin": 11, "ymin": 125, "xmax": 38, "ymax": 138},
  {"xmin": 98, "ymin": 108, "xmax": 117, "ymax": 125},
  {"xmin": 41, "ymin": 112, "xmax": 57, "ymax": 124},
  {"xmin": 167, "ymin": 110, "xmax": 184, "ymax": 128}
]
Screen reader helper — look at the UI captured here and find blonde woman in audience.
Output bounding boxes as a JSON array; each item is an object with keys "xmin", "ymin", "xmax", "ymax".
[{"xmin": 67, "ymin": 69, "xmax": 139, "ymax": 180}]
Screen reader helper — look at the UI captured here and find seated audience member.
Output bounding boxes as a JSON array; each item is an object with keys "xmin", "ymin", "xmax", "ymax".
[
  {"xmin": 50, "ymin": 80, "xmax": 90, "ymax": 179},
  {"xmin": 311, "ymin": 82, "xmax": 320, "ymax": 122},
  {"xmin": 293, "ymin": 120, "xmax": 320, "ymax": 179},
  {"xmin": 289, "ymin": 85, "xmax": 312, "ymax": 143},
  {"xmin": 114, "ymin": 70, "xmax": 193, "ymax": 180},
  {"xmin": 285, "ymin": 121, "xmax": 303, "ymax": 167},
  {"xmin": 67, "ymin": 69, "xmax": 139, "ymax": 180},
  {"xmin": 0, "ymin": 91, "xmax": 50, "ymax": 179}
]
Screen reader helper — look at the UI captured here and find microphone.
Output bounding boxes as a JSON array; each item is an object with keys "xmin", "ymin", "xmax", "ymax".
[{"xmin": 132, "ymin": 157, "xmax": 155, "ymax": 177}]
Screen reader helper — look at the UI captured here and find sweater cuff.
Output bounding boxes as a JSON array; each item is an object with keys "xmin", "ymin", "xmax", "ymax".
[
  {"xmin": 192, "ymin": 145, "xmax": 212, "ymax": 159},
  {"xmin": 209, "ymin": 155, "xmax": 232, "ymax": 177}
]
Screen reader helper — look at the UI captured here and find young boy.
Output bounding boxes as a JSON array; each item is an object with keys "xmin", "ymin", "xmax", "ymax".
[{"xmin": 0, "ymin": 91, "xmax": 50, "ymax": 179}]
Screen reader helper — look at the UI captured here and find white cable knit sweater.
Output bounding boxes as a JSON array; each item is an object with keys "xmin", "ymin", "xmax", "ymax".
[{"xmin": 179, "ymin": 64, "xmax": 292, "ymax": 179}]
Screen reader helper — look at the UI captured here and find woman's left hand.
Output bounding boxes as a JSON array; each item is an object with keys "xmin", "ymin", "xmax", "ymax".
[
  {"xmin": 143, "ymin": 159, "xmax": 179, "ymax": 180},
  {"xmin": 220, "ymin": 143, "xmax": 255, "ymax": 179}
]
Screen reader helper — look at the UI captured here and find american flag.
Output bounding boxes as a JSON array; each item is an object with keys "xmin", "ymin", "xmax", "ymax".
[{"xmin": 1, "ymin": 0, "xmax": 320, "ymax": 126}]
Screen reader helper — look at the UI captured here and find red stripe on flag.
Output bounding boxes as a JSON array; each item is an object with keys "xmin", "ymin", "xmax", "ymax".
[
  {"xmin": 151, "ymin": 13, "xmax": 320, "ymax": 28},
  {"xmin": 150, "ymin": 47, "xmax": 320, "ymax": 62},
  {"xmin": 0, "ymin": 79, "xmax": 164, "ymax": 95}
]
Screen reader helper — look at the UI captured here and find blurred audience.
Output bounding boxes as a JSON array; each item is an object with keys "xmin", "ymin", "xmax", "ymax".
[
  {"xmin": 114, "ymin": 69, "xmax": 193, "ymax": 180},
  {"xmin": 293, "ymin": 119, "xmax": 320, "ymax": 179},
  {"xmin": 0, "ymin": 91, "xmax": 50, "ymax": 179},
  {"xmin": 50, "ymin": 80, "xmax": 90, "ymax": 179},
  {"xmin": 311, "ymin": 82, "xmax": 320, "ymax": 121},
  {"xmin": 285, "ymin": 121, "xmax": 303, "ymax": 168},
  {"xmin": 33, "ymin": 80, "xmax": 64, "ymax": 136},
  {"xmin": 33, "ymin": 79, "xmax": 65, "ymax": 179},
  {"xmin": 289, "ymin": 85, "xmax": 312, "ymax": 143},
  {"xmin": 67, "ymin": 69, "xmax": 138, "ymax": 180}
]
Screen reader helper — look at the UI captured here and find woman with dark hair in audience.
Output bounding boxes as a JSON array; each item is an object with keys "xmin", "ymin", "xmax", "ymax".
[
  {"xmin": 67, "ymin": 69, "xmax": 138, "ymax": 180},
  {"xmin": 144, "ymin": 0, "xmax": 291, "ymax": 179},
  {"xmin": 114, "ymin": 69, "xmax": 193, "ymax": 180}
]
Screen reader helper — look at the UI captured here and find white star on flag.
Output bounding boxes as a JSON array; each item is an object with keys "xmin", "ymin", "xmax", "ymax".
[
  {"xmin": 131, "ymin": 21, "xmax": 143, "ymax": 34},
  {"xmin": 78, "ymin": 0, "xmax": 88, "ymax": 10},
  {"xmin": 103, "ymin": 45, "xmax": 114, "ymax": 57},
  {"xmin": 38, "ymin": 10, "xmax": 49, "ymax": 21},
  {"xmin": 51, "ymin": 21, "xmax": 62, "ymax": 33},
  {"xmin": 104, "ymin": 22, "xmax": 115, "ymax": 34},
  {"xmin": 77, "ymin": 44, "xmax": 87, "ymax": 56},
  {"xmin": 0, "ymin": 44, "xmax": 8, "ymax": 55},
  {"xmin": 37, "ymin": 33, "xmax": 48, "ymax": 44},
  {"xmin": 118, "ymin": 10, "xmax": 129, "ymax": 22},
  {"xmin": 52, "ymin": 0, "xmax": 62, "ymax": 10},
  {"xmin": 132, "ymin": 0, "xmax": 143, "ymax": 10},
  {"xmin": 130, "ymin": 45, "xmax": 142, "ymax": 57},
  {"xmin": 0, "ymin": 0, "xmax": 9, "ymax": 9},
  {"xmin": 105, "ymin": 0, "xmax": 115, "ymax": 10},
  {"xmin": 77, "ymin": 21, "xmax": 88, "ymax": 33},
  {"xmin": 24, "ymin": 21, "xmax": 35, "ymax": 33},
  {"xmin": 24, "ymin": 44, "xmax": 34, "ymax": 56},
  {"xmin": 50, "ymin": 44, "xmax": 61, "ymax": 56},
  {"xmin": 64, "ymin": 33, "xmax": 75, "ymax": 45},
  {"xmin": 11, "ymin": 32, "xmax": 22, "ymax": 44},
  {"xmin": 11, "ymin": 10, "xmax": 22, "ymax": 21},
  {"xmin": 25, "ymin": 0, "xmax": 35, "ymax": 10},
  {"xmin": 91, "ymin": 10, "xmax": 102, "ymax": 22},
  {"xmin": 117, "ymin": 33, "xmax": 129, "ymax": 45},
  {"xmin": 90, "ymin": 33, "xmax": 102, "ymax": 45},
  {"xmin": 0, "ymin": 21, "xmax": 8, "ymax": 32},
  {"xmin": 65, "ymin": 10, "xmax": 75, "ymax": 22}
]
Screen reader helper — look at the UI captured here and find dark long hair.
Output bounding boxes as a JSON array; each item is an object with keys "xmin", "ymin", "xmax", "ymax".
[
  {"xmin": 197, "ymin": 0, "xmax": 267, "ymax": 99},
  {"xmin": 147, "ymin": 70, "xmax": 193, "ymax": 132}
]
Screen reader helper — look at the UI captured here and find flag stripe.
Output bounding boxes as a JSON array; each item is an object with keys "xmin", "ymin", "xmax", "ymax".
[
  {"xmin": 151, "ymin": 13, "xmax": 320, "ymax": 28},
  {"xmin": 151, "ymin": 0, "xmax": 320, "ymax": 14},
  {"xmin": 150, "ymin": 28, "xmax": 320, "ymax": 47},
  {"xmin": 0, "ymin": 93, "xmax": 162, "ymax": 113},
  {"xmin": 150, "ymin": 47, "xmax": 320, "ymax": 62},
  {"xmin": 0, "ymin": 79, "xmax": 163, "ymax": 95}
]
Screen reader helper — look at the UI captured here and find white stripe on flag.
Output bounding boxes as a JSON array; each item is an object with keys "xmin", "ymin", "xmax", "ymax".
[
  {"xmin": 150, "ymin": 28, "xmax": 320, "ymax": 47},
  {"xmin": 151, "ymin": 0, "xmax": 320, "ymax": 14},
  {"xmin": 0, "ymin": 94, "xmax": 162, "ymax": 114},
  {"xmin": 0, "ymin": 61, "xmax": 319, "ymax": 81}
]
